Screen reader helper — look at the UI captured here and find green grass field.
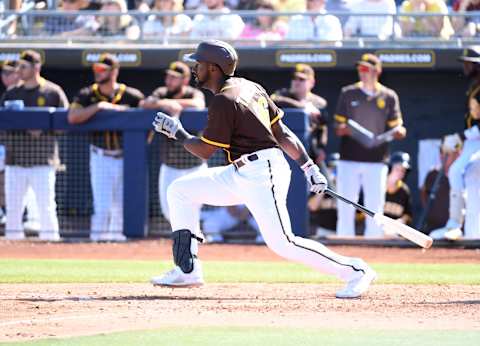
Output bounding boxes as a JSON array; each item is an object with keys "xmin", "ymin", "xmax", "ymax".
[
  {"xmin": 1, "ymin": 259, "xmax": 479, "ymax": 345},
  {"xmin": 0, "ymin": 259, "xmax": 479, "ymax": 285}
]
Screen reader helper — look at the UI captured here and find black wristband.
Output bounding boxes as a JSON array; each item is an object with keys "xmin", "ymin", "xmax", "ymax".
[
  {"xmin": 176, "ymin": 127, "xmax": 192, "ymax": 144},
  {"xmin": 295, "ymin": 152, "xmax": 312, "ymax": 168}
]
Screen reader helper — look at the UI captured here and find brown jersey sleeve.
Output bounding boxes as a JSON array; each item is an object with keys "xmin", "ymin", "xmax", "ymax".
[
  {"xmin": 200, "ymin": 94, "xmax": 234, "ymax": 148},
  {"xmin": 334, "ymin": 89, "xmax": 348, "ymax": 125},
  {"xmin": 70, "ymin": 87, "xmax": 93, "ymax": 109},
  {"xmin": 386, "ymin": 90, "xmax": 403, "ymax": 129},
  {"xmin": 267, "ymin": 94, "xmax": 284, "ymax": 125}
]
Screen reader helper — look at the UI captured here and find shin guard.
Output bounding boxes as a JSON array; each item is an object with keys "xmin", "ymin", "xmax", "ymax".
[{"xmin": 172, "ymin": 229, "xmax": 203, "ymax": 273}]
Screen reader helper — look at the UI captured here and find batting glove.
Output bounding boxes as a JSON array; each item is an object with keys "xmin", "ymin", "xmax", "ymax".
[
  {"xmin": 442, "ymin": 133, "xmax": 462, "ymax": 153},
  {"xmin": 301, "ymin": 159, "xmax": 327, "ymax": 194},
  {"xmin": 152, "ymin": 112, "xmax": 183, "ymax": 140}
]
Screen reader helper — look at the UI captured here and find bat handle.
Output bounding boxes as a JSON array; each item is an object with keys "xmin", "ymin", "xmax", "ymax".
[{"xmin": 324, "ymin": 188, "xmax": 374, "ymax": 218}]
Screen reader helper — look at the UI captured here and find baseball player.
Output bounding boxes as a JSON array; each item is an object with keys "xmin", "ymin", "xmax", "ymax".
[
  {"xmin": 68, "ymin": 54, "xmax": 144, "ymax": 242},
  {"xmin": 140, "ymin": 61, "xmax": 206, "ymax": 222},
  {"xmin": 384, "ymin": 151, "xmax": 412, "ymax": 226},
  {"xmin": 334, "ymin": 53, "xmax": 406, "ymax": 238},
  {"xmin": 437, "ymin": 47, "xmax": 480, "ymax": 240},
  {"xmin": 151, "ymin": 40, "xmax": 376, "ymax": 299},
  {"xmin": 0, "ymin": 50, "xmax": 69, "ymax": 241}
]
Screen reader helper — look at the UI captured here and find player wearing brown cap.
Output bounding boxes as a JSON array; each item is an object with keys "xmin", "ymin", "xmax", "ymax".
[
  {"xmin": 141, "ymin": 61, "xmax": 206, "ymax": 227},
  {"xmin": 334, "ymin": 53, "xmax": 406, "ymax": 238},
  {"xmin": 0, "ymin": 50, "xmax": 69, "ymax": 241},
  {"xmin": 68, "ymin": 53, "xmax": 144, "ymax": 242}
]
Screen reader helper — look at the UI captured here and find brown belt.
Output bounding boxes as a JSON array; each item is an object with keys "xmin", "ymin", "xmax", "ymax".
[{"xmin": 233, "ymin": 153, "xmax": 259, "ymax": 170}]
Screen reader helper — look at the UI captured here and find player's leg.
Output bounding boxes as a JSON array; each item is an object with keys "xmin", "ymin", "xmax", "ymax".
[
  {"xmin": 89, "ymin": 149, "xmax": 113, "ymax": 241},
  {"xmin": 159, "ymin": 163, "xmax": 208, "ymax": 221},
  {"xmin": 362, "ymin": 162, "xmax": 388, "ymax": 238},
  {"xmin": 336, "ymin": 160, "xmax": 362, "ymax": 236},
  {"xmin": 151, "ymin": 165, "xmax": 243, "ymax": 287},
  {"xmin": 444, "ymin": 140, "xmax": 480, "ymax": 239},
  {"xmin": 202, "ymin": 207, "xmax": 237, "ymax": 242},
  {"xmin": 24, "ymin": 186, "xmax": 40, "ymax": 231},
  {"xmin": 464, "ymin": 151, "xmax": 480, "ymax": 239},
  {"xmin": 30, "ymin": 166, "xmax": 59, "ymax": 241},
  {"xmin": 5, "ymin": 166, "xmax": 27, "ymax": 239},
  {"xmin": 241, "ymin": 155, "xmax": 375, "ymax": 298},
  {"xmin": 109, "ymin": 157, "xmax": 125, "ymax": 241}
]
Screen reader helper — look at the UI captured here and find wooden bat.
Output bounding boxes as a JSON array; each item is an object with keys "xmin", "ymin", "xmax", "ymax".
[{"xmin": 325, "ymin": 188, "xmax": 433, "ymax": 249}]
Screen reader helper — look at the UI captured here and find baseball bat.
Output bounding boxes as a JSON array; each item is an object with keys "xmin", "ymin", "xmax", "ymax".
[{"xmin": 324, "ymin": 188, "xmax": 433, "ymax": 249}]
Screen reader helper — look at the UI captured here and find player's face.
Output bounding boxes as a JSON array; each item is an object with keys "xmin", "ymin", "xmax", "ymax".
[
  {"xmin": 1, "ymin": 69, "xmax": 20, "ymax": 88},
  {"xmin": 93, "ymin": 63, "xmax": 113, "ymax": 84},
  {"xmin": 357, "ymin": 63, "xmax": 377, "ymax": 82},
  {"xmin": 18, "ymin": 61, "xmax": 35, "ymax": 81},
  {"xmin": 463, "ymin": 61, "xmax": 476, "ymax": 77},
  {"xmin": 192, "ymin": 61, "xmax": 209, "ymax": 87},
  {"xmin": 391, "ymin": 164, "xmax": 406, "ymax": 180},
  {"xmin": 165, "ymin": 73, "xmax": 184, "ymax": 93},
  {"xmin": 291, "ymin": 76, "xmax": 311, "ymax": 95}
]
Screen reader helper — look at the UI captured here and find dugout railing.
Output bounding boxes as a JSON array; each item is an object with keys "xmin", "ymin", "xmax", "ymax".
[{"xmin": 0, "ymin": 108, "xmax": 310, "ymax": 239}]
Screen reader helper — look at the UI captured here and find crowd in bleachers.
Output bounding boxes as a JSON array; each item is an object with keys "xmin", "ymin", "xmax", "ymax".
[{"xmin": 2, "ymin": 0, "xmax": 480, "ymax": 40}]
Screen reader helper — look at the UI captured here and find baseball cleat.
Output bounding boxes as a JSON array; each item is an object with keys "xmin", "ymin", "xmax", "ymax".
[
  {"xmin": 4, "ymin": 231, "xmax": 26, "ymax": 241},
  {"xmin": 336, "ymin": 266, "xmax": 377, "ymax": 299},
  {"xmin": 151, "ymin": 264, "xmax": 204, "ymax": 288},
  {"xmin": 38, "ymin": 232, "xmax": 61, "ymax": 242}
]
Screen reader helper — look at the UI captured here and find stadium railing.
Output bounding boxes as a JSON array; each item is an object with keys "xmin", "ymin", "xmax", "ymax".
[
  {"xmin": 0, "ymin": 108, "xmax": 310, "ymax": 239},
  {"xmin": 0, "ymin": 10, "xmax": 479, "ymax": 47}
]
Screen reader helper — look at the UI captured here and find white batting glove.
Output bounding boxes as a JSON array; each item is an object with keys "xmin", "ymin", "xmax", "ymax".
[
  {"xmin": 152, "ymin": 112, "xmax": 183, "ymax": 140},
  {"xmin": 442, "ymin": 133, "xmax": 462, "ymax": 152},
  {"xmin": 301, "ymin": 159, "xmax": 327, "ymax": 194}
]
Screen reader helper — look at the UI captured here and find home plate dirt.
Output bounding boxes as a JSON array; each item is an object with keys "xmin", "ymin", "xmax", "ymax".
[{"xmin": 0, "ymin": 240, "xmax": 479, "ymax": 342}]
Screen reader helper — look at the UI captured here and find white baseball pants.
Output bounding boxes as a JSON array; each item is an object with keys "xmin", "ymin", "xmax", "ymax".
[
  {"xmin": 5, "ymin": 165, "xmax": 59, "ymax": 238},
  {"xmin": 158, "ymin": 163, "xmax": 207, "ymax": 222},
  {"xmin": 449, "ymin": 139, "xmax": 480, "ymax": 239},
  {"xmin": 90, "ymin": 147, "xmax": 123, "ymax": 236},
  {"xmin": 168, "ymin": 148, "xmax": 366, "ymax": 282},
  {"xmin": 336, "ymin": 160, "xmax": 388, "ymax": 237}
]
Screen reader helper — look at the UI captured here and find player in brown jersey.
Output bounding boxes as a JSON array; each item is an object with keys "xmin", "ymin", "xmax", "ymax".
[
  {"xmin": 151, "ymin": 40, "xmax": 377, "ymax": 299},
  {"xmin": 438, "ymin": 47, "xmax": 480, "ymax": 240},
  {"xmin": 384, "ymin": 151, "xmax": 412, "ymax": 226}
]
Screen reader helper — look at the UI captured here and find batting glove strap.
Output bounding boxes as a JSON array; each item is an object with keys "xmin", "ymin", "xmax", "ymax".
[{"xmin": 302, "ymin": 159, "xmax": 327, "ymax": 194}]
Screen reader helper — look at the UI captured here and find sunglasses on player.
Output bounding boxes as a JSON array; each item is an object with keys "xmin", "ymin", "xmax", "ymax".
[{"xmin": 92, "ymin": 64, "xmax": 112, "ymax": 74}]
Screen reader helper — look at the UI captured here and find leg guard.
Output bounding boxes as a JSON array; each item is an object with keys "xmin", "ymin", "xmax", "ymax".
[{"xmin": 172, "ymin": 229, "xmax": 203, "ymax": 274}]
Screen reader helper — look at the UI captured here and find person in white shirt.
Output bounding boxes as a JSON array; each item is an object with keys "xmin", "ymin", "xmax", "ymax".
[
  {"xmin": 190, "ymin": 0, "xmax": 245, "ymax": 39},
  {"xmin": 143, "ymin": 0, "xmax": 192, "ymax": 38},
  {"xmin": 344, "ymin": 0, "xmax": 398, "ymax": 40},
  {"xmin": 286, "ymin": 0, "xmax": 342, "ymax": 41}
]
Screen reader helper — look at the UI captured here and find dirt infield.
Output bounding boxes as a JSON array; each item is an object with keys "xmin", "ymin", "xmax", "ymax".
[{"xmin": 0, "ymin": 240, "xmax": 479, "ymax": 342}]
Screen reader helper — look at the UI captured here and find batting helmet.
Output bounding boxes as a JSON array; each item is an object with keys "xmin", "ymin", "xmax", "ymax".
[
  {"xmin": 458, "ymin": 46, "xmax": 480, "ymax": 64},
  {"xmin": 389, "ymin": 151, "xmax": 411, "ymax": 170},
  {"xmin": 184, "ymin": 40, "xmax": 238, "ymax": 76}
]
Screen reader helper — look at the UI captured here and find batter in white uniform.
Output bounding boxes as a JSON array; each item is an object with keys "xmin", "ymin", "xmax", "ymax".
[{"xmin": 150, "ymin": 40, "xmax": 377, "ymax": 299}]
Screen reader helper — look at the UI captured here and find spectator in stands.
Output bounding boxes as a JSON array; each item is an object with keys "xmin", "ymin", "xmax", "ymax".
[
  {"xmin": 68, "ymin": 54, "xmax": 144, "ymax": 242},
  {"xmin": 140, "ymin": 61, "xmax": 206, "ymax": 225},
  {"xmin": 240, "ymin": 0, "xmax": 287, "ymax": 41},
  {"xmin": 202, "ymin": 205, "xmax": 263, "ymax": 243},
  {"xmin": 452, "ymin": 0, "xmax": 480, "ymax": 37},
  {"xmin": 0, "ymin": 50, "xmax": 69, "ymax": 241},
  {"xmin": 285, "ymin": 0, "xmax": 342, "ymax": 41},
  {"xmin": 272, "ymin": 0, "xmax": 306, "ymax": 12},
  {"xmin": 94, "ymin": 0, "xmax": 140, "ymax": 39},
  {"xmin": 344, "ymin": 0, "xmax": 398, "ymax": 40},
  {"xmin": 190, "ymin": 0, "xmax": 245, "ymax": 39},
  {"xmin": 384, "ymin": 151, "xmax": 413, "ymax": 225},
  {"xmin": 1, "ymin": 60, "xmax": 20, "ymax": 91},
  {"xmin": 43, "ymin": 0, "xmax": 98, "ymax": 37},
  {"xmin": 399, "ymin": 0, "xmax": 454, "ymax": 39},
  {"xmin": 143, "ymin": 0, "xmax": 193, "ymax": 38},
  {"xmin": 334, "ymin": 54, "xmax": 406, "ymax": 238},
  {"xmin": 271, "ymin": 64, "xmax": 329, "ymax": 172}
]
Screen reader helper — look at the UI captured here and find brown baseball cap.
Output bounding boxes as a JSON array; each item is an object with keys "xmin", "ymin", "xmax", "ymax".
[
  {"xmin": 19, "ymin": 50, "xmax": 42, "ymax": 64},
  {"xmin": 293, "ymin": 63, "xmax": 315, "ymax": 80},
  {"xmin": 2, "ymin": 60, "xmax": 18, "ymax": 71},
  {"xmin": 96, "ymin": 53, "xmax": 120, "ymax": 68},
  {"xmin": 356, "ymin": 53, "xmax": 382, "ymax": 72},
  {"xmin": 166, "ymin": 61, "xmax": 191, "ymax": 79}
]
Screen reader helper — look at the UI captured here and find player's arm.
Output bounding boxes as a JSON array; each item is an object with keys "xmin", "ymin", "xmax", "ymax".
[{"xmin": 271, "ymin": 119, "xmax": 327, "ymax": 194}]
